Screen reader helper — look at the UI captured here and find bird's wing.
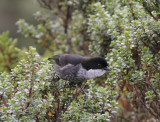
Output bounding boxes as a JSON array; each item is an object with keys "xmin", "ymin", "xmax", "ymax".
[
  {"xmin": 50, "ymin": 54, "xmax": 86, "ymax": 66},
  {"xmin": 56, "ymin": 64, "xmax": 80, "ymax": 81},
  {"xmin": 54, "ymin": 64, "xmax": 74, "ymax": 78}
]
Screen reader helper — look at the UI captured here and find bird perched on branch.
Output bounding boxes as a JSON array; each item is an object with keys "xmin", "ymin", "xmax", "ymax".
[
  {"xmin": 48, "ymin": 54, "xmax": 110, "ymax": 84},
  {"xmin": 48, "ymin": 54, "xmax": 110, "ymax": 96}
]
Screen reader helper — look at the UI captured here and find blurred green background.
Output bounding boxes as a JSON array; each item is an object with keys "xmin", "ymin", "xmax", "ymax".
[{"xmin": 0, "ymin": 0, "xmax": 42, "ymax": 52}]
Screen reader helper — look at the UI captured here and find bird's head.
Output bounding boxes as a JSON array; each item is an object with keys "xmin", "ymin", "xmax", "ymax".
[{"xmin": 82, "ymin": 57, "xmax": 111, "ymax": 71}]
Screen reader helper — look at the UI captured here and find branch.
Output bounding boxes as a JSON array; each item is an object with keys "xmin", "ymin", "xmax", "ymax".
[
  {"xmin": 25, "ymin": 87, "xmax": 32, "ymax": 109},
  {"xmin": 140, "ymin": 99, "xmax": 160, "ymax": 119}
]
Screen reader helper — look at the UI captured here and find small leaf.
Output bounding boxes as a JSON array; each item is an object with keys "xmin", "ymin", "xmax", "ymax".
[{"xmin": 48, "ymin": 112, "xmax": 54, "ymax": 116}]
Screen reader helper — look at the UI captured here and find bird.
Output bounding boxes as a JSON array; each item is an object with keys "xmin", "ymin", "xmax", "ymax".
[{"xmin": 48, "ymin": 54, "xmax": 110, "ymax": 96}]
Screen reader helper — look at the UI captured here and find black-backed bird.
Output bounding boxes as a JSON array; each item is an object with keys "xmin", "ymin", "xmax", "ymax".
[{"xmin": 48, "ymin": 54, "xmax": 110, "ymax": 96}]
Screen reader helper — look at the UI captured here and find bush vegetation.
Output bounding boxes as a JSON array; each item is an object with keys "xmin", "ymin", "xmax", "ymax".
[{"xmin": 0, "ymin": 0, "xmax": 160, "ymax": 121}]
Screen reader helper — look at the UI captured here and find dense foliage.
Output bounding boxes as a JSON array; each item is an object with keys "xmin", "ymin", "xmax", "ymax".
[
  {"xmin": 0, "ymin": 32, "xmax": 21, "ymax": 72},
  {"xmin": 0, "ymin": 0, "xmax": 160, "ymax": 121}
]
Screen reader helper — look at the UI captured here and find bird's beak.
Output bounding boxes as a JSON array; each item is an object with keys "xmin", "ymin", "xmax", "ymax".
[{"xmin": 104, "ymin": 66, "xmax": 111, "ymax": 71}]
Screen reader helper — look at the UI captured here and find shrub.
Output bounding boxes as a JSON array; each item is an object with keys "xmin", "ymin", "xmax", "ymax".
[{"xmin": 0, "ymin": 0, "xmax": 160, "ymax": 121}]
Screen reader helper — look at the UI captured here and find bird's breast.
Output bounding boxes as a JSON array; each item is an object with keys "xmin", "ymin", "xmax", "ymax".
[
  {"xmin": 77, "ymin": 65, "xmax": 106, "ymax": 79},
  {"xmin": 86, "ymin": 69, "xmax": 106, "ymax": 79}
]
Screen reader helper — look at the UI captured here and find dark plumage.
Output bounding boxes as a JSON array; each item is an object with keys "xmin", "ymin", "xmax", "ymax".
[
  {"xmin": 48, "ymin": 54, "xmax": 110, "ymax": 86},
  {"xmin": 48, "ymin": 54, "xmax": 85, "ymax": 67}
]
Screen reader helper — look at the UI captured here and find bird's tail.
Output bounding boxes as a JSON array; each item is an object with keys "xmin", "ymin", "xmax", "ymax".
[{"xmin": 48, "ymin": 55, "xmax": 60, "ymax": 65}]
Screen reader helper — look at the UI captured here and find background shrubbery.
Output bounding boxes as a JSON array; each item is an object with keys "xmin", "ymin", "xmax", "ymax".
[{"xmin": 0, "ymin": 0, "xmax": 160, "ymax": 121}]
